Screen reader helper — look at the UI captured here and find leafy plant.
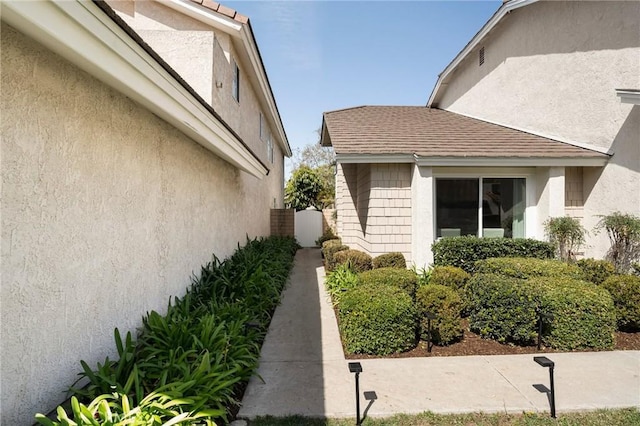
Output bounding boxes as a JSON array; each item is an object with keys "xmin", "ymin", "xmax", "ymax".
[
  {"xmin": 474, "ymin": 257, "xmax": 584, "ymax": 280},
  {"xmin": 429, "ymin": 266, "xmax": 470, "ymax": 291},
  {"xmin": 284, "ymin": 165, "xmax": 324, "ymax": 211},
  {"xmin": 357, "ymin": 268, "xmax": 418, "ymax": 299},
  {"xmin": 600, "ymin": 274, "xmax": 640, "ymax": 331},
  {"xmin": 322, "ymin": 241, "xmax": 349, "ymax": 271},
  {"xmin": 595, "ymin": 211, "xmax": 640, "ymax": 273},
  {"xmin": 415, "ymin": 284, "xmax": 463, "ymax": 345},
  {"xmin": 577, "ymin": 258, "xmax": 615, "ymax": 284},
  {"xmin": 372, "ymin": 252, "xmax": 407, "ymax": 269},
  {"xmin": 333, "ymin": 249, "xmax": 372, "ymax": 272},
  {"xmin": 544, "ymin": 216, "xmax": 587, "ymax": 262},
  {"xmin": 339, "ymin": 283, "xmax": 417, "ymax": 355},
  {"xmin": 432, "ymin": 236, "xmax": 554, "ymax": 273},
  {"xmin": 325, "ymin": 263, "xmax": 359, "ymax": 305}
]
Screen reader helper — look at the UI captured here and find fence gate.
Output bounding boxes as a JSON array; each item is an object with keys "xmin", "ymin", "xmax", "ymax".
[{"xmin": 294, "ymin": 208, "xmax": 323, "ymax": 247}]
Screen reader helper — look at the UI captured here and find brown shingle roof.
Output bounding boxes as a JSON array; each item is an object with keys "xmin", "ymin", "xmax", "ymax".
[
  {"xmin": 323, "ymin": 106, "xmax": 608, "ymax": 159},
  {"xmin": 189, "ymin": 0, "xmax": 249, "ymax": 24}
]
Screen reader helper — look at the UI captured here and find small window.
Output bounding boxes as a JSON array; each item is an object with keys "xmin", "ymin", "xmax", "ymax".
[
  {"xmin": 259, "ymin": 113, "xmax": 266, "ymax": 141},
  {"xmin": 267, "ymin": 134, "xmax": 274, "ymax": 163},
  {"xmin": 232, "ymin": 60, "xmax": 240, "ymax": 102},
  {"xmin": 479, "ymin": 47, "xmax": 485, "ymax": 66}
]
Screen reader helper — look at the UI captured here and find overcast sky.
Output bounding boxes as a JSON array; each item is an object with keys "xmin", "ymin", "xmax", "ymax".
[{"xmin": 224, "ymin": 1, "xmax": 502, "ymax": 176}]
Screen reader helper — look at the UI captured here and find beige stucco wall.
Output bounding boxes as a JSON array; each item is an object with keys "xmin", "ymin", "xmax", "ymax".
[
  {"xmin": 336, "ymin": 163, "xmax": 412, "ymax": 263},
  {"xmin": 1, "ymin": 23, "xmax": 282, "ymax": 424},
  {"xmin": 436, "ymin": 0, "xmax": 640, "ymax": 258},
  {"xmin": 107, "ymin": 0, "xmax": 283, "ymax": 177}
]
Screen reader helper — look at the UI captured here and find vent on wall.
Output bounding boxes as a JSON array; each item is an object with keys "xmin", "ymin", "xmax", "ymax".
[{"xmin": 479, "ymin": 47, "xmax": 485, "ymax": 66}]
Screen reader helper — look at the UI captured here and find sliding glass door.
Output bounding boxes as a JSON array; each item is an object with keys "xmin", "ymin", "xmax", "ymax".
[{"xmin": 436, "ymin": 177, "xmax": 526, "ymax": 238}]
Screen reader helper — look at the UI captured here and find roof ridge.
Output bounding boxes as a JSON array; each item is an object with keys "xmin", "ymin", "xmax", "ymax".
[{"xmin": 188, "ymin": 0, "xmax": 249, "ymax": 24}]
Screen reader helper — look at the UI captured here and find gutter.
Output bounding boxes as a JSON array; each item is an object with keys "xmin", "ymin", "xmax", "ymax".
[{"xmin": 427, "ymin": 0, "xmax": 539, "ymax": 107}]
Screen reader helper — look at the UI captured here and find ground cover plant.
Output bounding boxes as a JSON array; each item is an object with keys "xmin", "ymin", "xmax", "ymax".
[{"xmin": 38, "ymin": 236, "xmax": 298, "ymax": 425}]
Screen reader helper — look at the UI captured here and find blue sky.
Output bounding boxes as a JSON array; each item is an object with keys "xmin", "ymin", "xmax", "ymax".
[{"xmin": 224, "ymin": 1, "xmax": 502, "ymax": 175}]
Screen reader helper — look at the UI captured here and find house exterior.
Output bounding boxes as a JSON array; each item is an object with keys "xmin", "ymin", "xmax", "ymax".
[
  {"xmin": 1, "ymin": 0, "xmax": 290, "ymax": 423},
  {"xmin": 321, "ymin": 0, "xmax": 639, "ymax": 267}
]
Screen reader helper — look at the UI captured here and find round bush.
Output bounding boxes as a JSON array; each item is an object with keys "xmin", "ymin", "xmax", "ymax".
[
  {"xmin": 372, "ymin": 252, "xmax": 407, "ymax": 269},
  {"xmin": 333, "ymin": 249, "xmax": 372, "ymax": 273},
  {"xmin": 357, "ymin": 268, "xmax": 418, "ymax": 299},
  {"xmin": 415, "ymin": 284, "xmax": 463, "ymax": 345},
  {"xmin": 323, "ymin": 243, "xmax": 349, "ymax": 271},
  {"xmin": 600, "ymin": 274, "xmax": 640, "ymax": 331},
  {"xmin": 338, "ymin": 283, "xmax": 417, "ymax": 355},
  {"xmin": 475, "ymin": 257, "xmax": 583, "ymax": 280},
  {"xmin": 577, "ymin": 258, "xmax": 615, "ymax": 285},
  {"xmin": 429, "ymin": 266, "xmax": 470, "ymax": 291}
]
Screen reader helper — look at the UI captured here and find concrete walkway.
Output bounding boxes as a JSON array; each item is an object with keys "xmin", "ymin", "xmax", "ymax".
[{"xmin": 238, "ymin": 248, "xmax": 640, "ymax": 419}]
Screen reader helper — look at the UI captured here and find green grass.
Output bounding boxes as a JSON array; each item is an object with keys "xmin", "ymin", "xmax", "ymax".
[{"xmin": 249, "ymin": 408, "xmax": 640, "ymax": 426}]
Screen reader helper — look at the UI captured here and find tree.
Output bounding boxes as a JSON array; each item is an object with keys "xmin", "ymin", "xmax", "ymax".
[
  {"xmin": 544, "ymin": 216, "xmax": 587, "ymax": 262},
  {"xmin": 284, "ymin": 165, "xmax": 323, "ymax": 211},
  {"xmin": 287, "ymin": 140, "xmax": 336, "ymax": 209}
]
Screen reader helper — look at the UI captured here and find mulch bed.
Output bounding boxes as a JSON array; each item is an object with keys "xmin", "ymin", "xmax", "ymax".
[{"xmin": 344, "ymin": 318, "xmax": 640, "ymax": 360}]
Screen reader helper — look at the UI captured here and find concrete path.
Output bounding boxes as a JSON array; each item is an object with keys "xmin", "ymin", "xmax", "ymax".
[{"xmin": 238, "ymin": 248, "xmax": 640, "ymax": 419}]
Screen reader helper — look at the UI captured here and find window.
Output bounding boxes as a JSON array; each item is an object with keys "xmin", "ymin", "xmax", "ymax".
[
  {"xmin": 267, "ymin": 134, "xmax": 274, "ymax": 163},
  {"xmin": 436, "ymin": 177, "xmax": 526, "ymax": 238},
  {"xmin": 232, "ymin": 60, "xmax": 239, "ymax": 102},
  {"xmin": 260, "ymin": 113, "xmax": 274, "ymax": 163}
]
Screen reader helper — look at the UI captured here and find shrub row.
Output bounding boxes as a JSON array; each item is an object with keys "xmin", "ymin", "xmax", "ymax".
[
  {"xmin": 39, "ymin": 236, "xmax": 299, "ymax": 425},
  {"xmin": 432, "ymin": 236, "xmax": 554, "ymax": 273}
]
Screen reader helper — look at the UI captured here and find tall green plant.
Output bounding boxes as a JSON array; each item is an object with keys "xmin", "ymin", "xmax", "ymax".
[
  {"xmin": 595, "ymin": 211, "xmax": 640, "ymax": 273},
  {"xmin": 544, "ymin": 216, "xmax": 586, "ymax": 262}
]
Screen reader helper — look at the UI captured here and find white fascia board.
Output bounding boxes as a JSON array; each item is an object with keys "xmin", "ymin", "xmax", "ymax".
[
  {"xmin": 617, "ymin": 89, "xmax": 640, "ymax": 105},
  {"xmin": 427, "ymin": 0, "xmax": 538, "ymax": 107},
  {"xmin": 415, "ymin": 156, "xmax": 608, "ymax": 167},
  {"xmin": 335, "ymin": 154, "xmax": 415, "ymax": 164},
  {"xmin": 1, "ymin": 0, "xmax": 267, "ymax": 178},
  {"xmin": 159, "ymin": 0, "xmax": 291, "ymax": 157}
]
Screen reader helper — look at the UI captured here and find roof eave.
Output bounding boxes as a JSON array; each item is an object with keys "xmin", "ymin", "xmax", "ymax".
[
  {"xmin": 427, "ymin": 0, "xmax": 539, "ymax": 107},
  {"xmin": 2, "ymin": 0, "xmax": 269, "ymax": 177},
  {"xmin": 414, "ymin": 156, "xmax": 609, "ymax": 167},
  {"xmin": 616, "ymin": 89, "xmax": 640, "ymax": 105}
]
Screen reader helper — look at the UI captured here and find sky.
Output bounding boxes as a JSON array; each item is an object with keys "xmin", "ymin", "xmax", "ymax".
[{"xmin": 223, "ymin": 1, "xmax": 503, "ymax": 176}]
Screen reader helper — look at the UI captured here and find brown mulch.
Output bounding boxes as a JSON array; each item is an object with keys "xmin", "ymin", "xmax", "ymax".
[{"xmin": 344, "ymin": 318, "xmax": 640, "ymax": 360}]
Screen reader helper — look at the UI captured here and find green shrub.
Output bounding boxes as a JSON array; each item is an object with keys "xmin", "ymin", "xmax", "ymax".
[
  {"xmin": 467, "ymin": 273, "xmax": 538, "ymax": 344},
  {"xmin": 325, "ymin": 263, "xmax": 359, "ymax": 305},
  {"xmin": 372, "ymin": 252, "xmax": 407, "ymax": 269},
  {"xmin": 323, "ymin": 242, "xmax": 349, "ymax": 271},
  {"xmin": 432, "ymin": 236, "xmax": 554, "ymax": 273},
  {"xmin": 357, "ymin": 268, "xmax": 418, "ymax": 299},
  {"xmin": 338, "ymin": 283, "xmax": 417, "ymax": 355},
  {"xmin": 415, "ymin": 285, "xmax": 463, "ymax": 345},
  {"xmin": 475, "ymin": 257, "xmax": 583, "ymax": 280},
  {"xmin": 530, "ymin": 277, "xmax": 615, "ymax": 350},
  {"xmin": 316, "ymin": 229, "xmax": 339, "ymax": 247},
  {"xmin": 333, "ymin": 249, "xmax": 372, "ymax": 272},
  {"xmin": 600, "ymin": 275, "xmax": 640, "ymax": 331},
  {"xmin": 429, "ymin": 266, "xmax": 470, "ymax": 291},
  {"xmin": 577, "ymin": 258, "xmax": 616, "ymax": 284},
  {"xmin": 544, "ymin": 216, "xmax": 587, "ymax": 262}
]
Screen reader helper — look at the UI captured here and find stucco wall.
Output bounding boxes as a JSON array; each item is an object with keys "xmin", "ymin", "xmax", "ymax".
[
  {"xmin": 107, "ymin": 0, "xmax": 282, "ymax": 175},
  {"xmin": 1, "ymin": 23, "xmax": 282, "ymax": 424},
  {"xmin": 436, "ymin": 0, "xmax": 640, "ymax": 258}
]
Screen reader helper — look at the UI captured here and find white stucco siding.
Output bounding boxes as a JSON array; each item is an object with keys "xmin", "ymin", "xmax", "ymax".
[
  {"xmin": 1, "ymin": 23, "xmax": 280, "ymax": 424},
  {"xmin": 437, "ymin": 1, "xmax": 639, "ymax": 151}
]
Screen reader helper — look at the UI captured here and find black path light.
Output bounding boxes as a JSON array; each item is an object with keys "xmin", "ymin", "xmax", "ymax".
[
  {"xmin": 348, "ymin": 362, "xmax": 363, "ymax": 426},
  {"xmin": 425, "ymin": 311, "xmax": 437, "ymax": 353},
  {"xmin": 534, "ymin": 356, "xmax": 556, "ymax": 418}
]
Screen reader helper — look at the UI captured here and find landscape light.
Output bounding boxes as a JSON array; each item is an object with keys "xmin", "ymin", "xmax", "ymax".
[
  {"xmin": 348, "ymin": 362, "xmax": 363, "ymax": 425},
  {"xmin": 534, "ymin": 356, "xmax": 556, "ymax": 418}
]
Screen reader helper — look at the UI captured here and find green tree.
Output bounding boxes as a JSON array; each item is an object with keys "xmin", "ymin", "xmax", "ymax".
[
  {"xmin": 284, "ymin": 166, "xmax": 323, "ymax": 211},
  {"xmin": 289, "ymin": 140, "xmax": 335, "ymax": 208}
]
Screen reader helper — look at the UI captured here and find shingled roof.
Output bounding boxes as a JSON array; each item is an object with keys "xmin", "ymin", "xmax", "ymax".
[
  {"xmin": 322, "ymin": 106, "xmax": 609, "ymax": 161},
  {"xmin": 188, "ymin": 0, "xmax": 249, "ymax": 24}
]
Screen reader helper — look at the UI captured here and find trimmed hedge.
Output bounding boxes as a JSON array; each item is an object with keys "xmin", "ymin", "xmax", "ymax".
[
  {"xmin": 475, "ymin": 257, "xmax": 583, "ymax": 280},
  {"xmin": 432, "ymin": 236, "xmax": 554, "ymax": 273},
  {"xmin": 600, "ymin": 274, "xmax": 640, "ymax": 331},
  {"xmin": 415, "ymin": 284, "xmax": 463, "ymax": 345},
  {"xmin": 358, "ymin": 268, "xmax": 418, "ymax": 299},
  {"xmin": 429, "ymin": 266, "xmax": 470, "ymax": 291},
  {"xmin": 322, "ymin": 241, "xmax": 349, "ymax": 271},
  {"xmin": 530, "ymin": 277, "xmax": 615, "ymax": 350},
  {"xmin": 577, "ymin": 258, "xmax": 616, "ymax": 285},
  {"xmin": 316, "ymin": 229, "xmax": 339, "ymax": 247},
  {"xmin": 372, "ymin": 252, "xmax": 407, "ymax": 269},
  {"xmin": 333, "ymin": 249, "xmax": 372, "ymax": 272},
  {"xmin": 338, "ymin": 283, "xmax": 417, "ymax": 355},
  {"xmin": 467, "ymin": 272, "xmax": 616, "ymax": 350},
  {"xmin": 467, "ymin": 273, "xmax": 538, "ymax": 344}
]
